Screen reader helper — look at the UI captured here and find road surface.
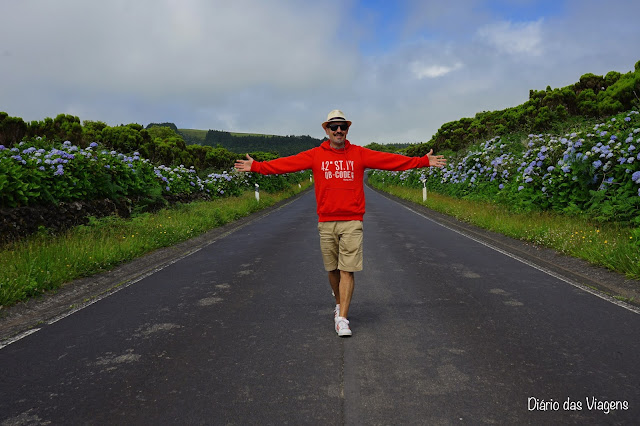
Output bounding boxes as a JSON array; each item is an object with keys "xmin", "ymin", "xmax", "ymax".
[{"xmin": 1, "ymin": 185, "xmax": 639, "ymax": 424}]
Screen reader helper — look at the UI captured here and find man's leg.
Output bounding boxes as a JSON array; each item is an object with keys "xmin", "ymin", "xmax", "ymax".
[
  {"xmin": 338, "ymin": 270, "xmax": 354, "ymax": 318},
  {"xmin": 328, "ymin": 269, "xmax": 355, "ymax": 317},
  {"xmin": 328, "ymin": 270, "xmax": 340, "ymax": 305}
]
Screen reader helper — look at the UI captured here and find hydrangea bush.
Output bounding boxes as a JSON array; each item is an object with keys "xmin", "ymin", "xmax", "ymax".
[
  {"xmin": 0, "ymin": 139, "xmax": 309, "ymax": 208},
  {"xmin": 369, "ymin": 109, "xmax": 640, "ymax": 225}
]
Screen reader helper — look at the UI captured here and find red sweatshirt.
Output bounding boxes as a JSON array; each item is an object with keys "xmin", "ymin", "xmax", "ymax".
[{"xmin": 251, "ymin": 140, "xmax": 430, "ymax": 222}]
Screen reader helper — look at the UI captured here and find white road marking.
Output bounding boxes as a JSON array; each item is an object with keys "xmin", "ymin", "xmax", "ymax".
[{"xmin": 398, "ymin": 202, "xmax": 640, "ymax": 315}]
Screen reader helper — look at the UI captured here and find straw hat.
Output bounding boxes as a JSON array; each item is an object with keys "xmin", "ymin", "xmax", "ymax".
[{"xmin": 322, "ymin": 109, "xmax": 352, "ymax": 130}]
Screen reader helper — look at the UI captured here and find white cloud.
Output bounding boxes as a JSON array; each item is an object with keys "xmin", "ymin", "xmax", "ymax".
[
  {"xmin": 1, "ymin": 0, "xmax": 640, "ymax": 146},
  {"xmin": 0, "ymin": 0, "xmax": 356, "ymax": 111},
  {"xmin": 411, "ymin": 62, "xmax": 463, "ymax": 79},
  {"xmin": 476, "ymin": 19, "xmax": 544, "ymax": 56}
]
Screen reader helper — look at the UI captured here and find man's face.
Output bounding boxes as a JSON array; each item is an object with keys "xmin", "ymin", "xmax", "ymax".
[{"xmin": 325, "ymin": 122, "xmax": 349, "ymax": 147}]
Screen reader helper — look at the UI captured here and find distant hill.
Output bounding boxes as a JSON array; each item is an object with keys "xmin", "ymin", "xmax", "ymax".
[
  {"xmin": 179, "ymin": 129, "xmax": 279, "ymax": 144},
  {"xmin": 179, "ymin": 129, "xmax": 324, "ymax": 157},
  {"xmin": 178, "ymin": 128, "xmax": 208, "ymax": 144}
]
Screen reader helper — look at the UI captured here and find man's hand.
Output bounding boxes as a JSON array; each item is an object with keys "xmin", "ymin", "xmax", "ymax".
[
  {"xmin": 234, "ymin": 154, "xmax": 254, "ymax": 172},
  {"xmin": 427, "ymin": 149, "xmax": 447, "ymax": 168}
]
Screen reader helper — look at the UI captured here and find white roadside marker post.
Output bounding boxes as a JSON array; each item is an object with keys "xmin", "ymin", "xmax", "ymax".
[
  {"xmin": 255, "ymin": 183, "xmax": 260, "ymax": 202},
  {"xmin": 421, "ymin": 177, "xmax": 427, "ymax": 203}
]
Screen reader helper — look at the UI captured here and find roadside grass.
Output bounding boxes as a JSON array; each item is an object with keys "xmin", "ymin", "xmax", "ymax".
[
  {"xmin": 370, "ymin": 182, "xmax": 640, "ymax": 281},
  {"xmin": 0, "ymin": 182, "xmax": 311, "ymax": 308}
]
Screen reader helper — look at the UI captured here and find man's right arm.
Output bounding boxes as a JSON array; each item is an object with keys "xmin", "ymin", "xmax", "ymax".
[{"xmin": 235, "ymin": 150, "xmax": 315, "ymax": 175}]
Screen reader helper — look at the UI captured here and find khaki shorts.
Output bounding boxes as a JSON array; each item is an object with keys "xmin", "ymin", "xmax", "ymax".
[{"xmin": 317, "ymin": 220, "xmax": 364, "ymax": 272}]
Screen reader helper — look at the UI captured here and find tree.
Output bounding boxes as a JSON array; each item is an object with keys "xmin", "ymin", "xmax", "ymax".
[
  {"xmin": 204, "ymin": 146, "xmax": 237, "ymax": 171},
  {"xmin": 146, "ymin": 122, "xmax": 178, "ymax": 131},
  {"xmin": 147, "ymin": 125, "xmax": 182, "ymax": 142},
  {"xmin": 101, "ymin": 124, "xmax": 145, "ymax": 154},
  {"xmin": 575, "ymin": 73, "xmax": 605, "ymax": 93},
  {"xmin": 0, "ymin": 113, "xmax": 27, "ymax": 147},
  {"xmin": 577, "ymin": 89, "xmax": 598, "ymax": 116},
  {"xmin": 27, "ymin": 114, "xmax": 84, "ymax": 146},
  {"xmin": 82, "ymin": 120, "xmax": 108, "ymax": 144}
]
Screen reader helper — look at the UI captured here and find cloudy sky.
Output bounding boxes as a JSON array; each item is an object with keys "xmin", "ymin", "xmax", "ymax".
[{"xmin": 2, "ymin": 0, "xmax": 639, "ymax": 145}]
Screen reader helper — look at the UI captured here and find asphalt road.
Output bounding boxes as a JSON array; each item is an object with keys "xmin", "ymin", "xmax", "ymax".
[{"xmin": 1, "ymin": 185, "xmax": 639, "ymax": 425}]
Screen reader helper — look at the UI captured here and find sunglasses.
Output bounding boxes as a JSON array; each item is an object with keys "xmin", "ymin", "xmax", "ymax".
[{"xmin": 327, "ymin": 123, "xmax": 349, "ymax": 131}]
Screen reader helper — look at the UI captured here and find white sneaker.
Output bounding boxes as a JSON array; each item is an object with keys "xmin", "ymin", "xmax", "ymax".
[
  {"xmin": 335, "ymin": 316, "xmax": 352, "ymax": 337},
  {"xmin": 334, "ymin": 304, "xmax": 340, "ymax": 322}
]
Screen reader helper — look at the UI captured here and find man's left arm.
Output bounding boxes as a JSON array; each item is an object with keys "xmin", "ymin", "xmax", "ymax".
[{"xmin": 362, "ymin": 148, "xmax": 446, "ymax": 170}]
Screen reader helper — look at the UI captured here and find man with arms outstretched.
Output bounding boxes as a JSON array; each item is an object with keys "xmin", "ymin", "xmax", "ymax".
[{"xmin": 235, "ymin": 110, "xmax": 446, "ymax": 337}]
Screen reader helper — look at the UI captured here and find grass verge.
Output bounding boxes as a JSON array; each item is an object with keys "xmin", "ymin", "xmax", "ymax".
[
  {"xmin": 0, "ymin": 182, "xmax": 311, "ymax": 308},
  {"xmin": 370, "ymin": 182, "xmax": 640, "ymax": 281}
]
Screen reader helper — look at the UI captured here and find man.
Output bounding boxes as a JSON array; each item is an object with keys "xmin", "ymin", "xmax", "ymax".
[{"xmin": 234, "ymin": 110, "xmax": 446, "ymax": 337}]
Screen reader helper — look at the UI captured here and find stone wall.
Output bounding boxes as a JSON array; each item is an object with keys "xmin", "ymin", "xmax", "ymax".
[{"xmin": 0, "ymin": 193, "xmax": 212, "ymax": 245}]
